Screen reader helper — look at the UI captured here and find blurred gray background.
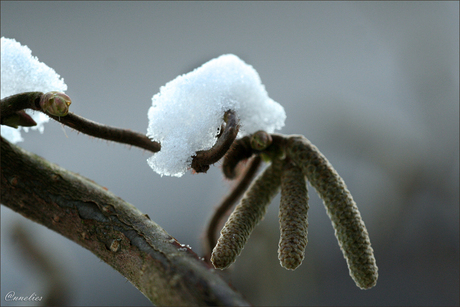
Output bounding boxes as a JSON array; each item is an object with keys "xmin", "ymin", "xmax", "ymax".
[{"xmin": 1, "ymin": 1, "xmax": 458, "ymax": 306}]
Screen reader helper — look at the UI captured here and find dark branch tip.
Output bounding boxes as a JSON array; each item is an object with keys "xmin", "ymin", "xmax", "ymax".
[{"xmin": 191, "ymin": 110, "xmax": 239, "ymax": 173}]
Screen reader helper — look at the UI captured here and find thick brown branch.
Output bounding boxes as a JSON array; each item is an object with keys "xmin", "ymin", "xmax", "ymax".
[{"xmin": 1, "ymin": 137, "xmax": 249, "ymax": 306}]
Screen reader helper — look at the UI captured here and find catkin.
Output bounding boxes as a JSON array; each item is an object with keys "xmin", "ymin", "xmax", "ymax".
[
  {"xmin": 211, "ymin": 159, "xmax": 283, "ymax": 269},
  {"xmin": 278, "ymin": 161, "xmax": 309, "ymax": 270},
  {"xmin": 286, "ymin": 135, "xmax": 378, "ymax": 289}
]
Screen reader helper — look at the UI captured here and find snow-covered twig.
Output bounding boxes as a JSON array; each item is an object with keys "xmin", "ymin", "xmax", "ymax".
[
  {"xmin": 1, "ymin": 37, "xmax": 68, "ymax": 143},
  {"xmin": 146, "ymin": 54, "xmax": 285, "ymax": 177},
  {"xmin": 191, "ymin": 110, "xmax": 239, "ymax": 173}
]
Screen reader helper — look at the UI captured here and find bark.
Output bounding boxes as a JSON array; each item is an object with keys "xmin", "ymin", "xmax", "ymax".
[{"xmin": 0, "ymin": 137, "xmax": 250, "ymax": 306}]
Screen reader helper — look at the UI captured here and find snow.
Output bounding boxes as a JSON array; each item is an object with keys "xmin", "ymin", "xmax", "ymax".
[
  {"xmin": 147, "ymin": 54, "xmax": 286, "ymax": 177},
  {"xmin": 1, "ymin": 37, "xmax": 67, "ymax": 143}
]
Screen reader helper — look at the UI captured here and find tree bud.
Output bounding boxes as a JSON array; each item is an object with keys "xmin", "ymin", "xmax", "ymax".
[{"xmin": 39, "ymin": 91, "xmax": 71, "ymax": 116}]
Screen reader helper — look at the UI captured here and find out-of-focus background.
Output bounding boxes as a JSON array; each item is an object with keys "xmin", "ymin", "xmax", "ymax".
[{"xmin": 1, "ymin": 2, "xmax": 458, "ymax": 306}]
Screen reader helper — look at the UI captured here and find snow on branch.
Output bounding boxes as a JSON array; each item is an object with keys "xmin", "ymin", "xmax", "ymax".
[
  {"xmin": 1, "ymin": 37, "xmax": 68, "ymax": 143},
  {"xmin": 147, "ymin": 54, "xmax": 286, "ymax": 177}
]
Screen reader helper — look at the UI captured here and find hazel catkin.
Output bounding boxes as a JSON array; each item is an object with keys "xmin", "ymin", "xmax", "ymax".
[
  {"xmin": 286, "ymin": 135, "xmax": 378, "ymax": 289},
  {"xmin": 278, "ymin": 160, "xmax": 309, "ymax": 270},
  {"xmin": 211, "ymin": 159, "xmax": 283, "ymax": 269}
]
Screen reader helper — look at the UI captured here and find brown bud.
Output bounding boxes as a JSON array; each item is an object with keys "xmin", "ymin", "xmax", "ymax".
[
  {"xmin": 2, "ymin": 110, "xmax": 37, "ymax": 128},
  {"xmin": 39, "ymin": 91, "xmax": 71, "ymax": 116},
  {"xmin": 250, "ymin": 130, "xmax": 272, "ymax": 151}
]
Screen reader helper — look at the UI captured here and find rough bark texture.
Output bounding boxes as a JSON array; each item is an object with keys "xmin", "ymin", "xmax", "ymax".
[{"xmin": 1, "ymin": 137, "xmax": 250, "ymax": 306}]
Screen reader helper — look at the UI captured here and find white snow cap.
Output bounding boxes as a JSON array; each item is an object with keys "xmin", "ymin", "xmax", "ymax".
[
  {"xmin": 1, "ymin": 37, "xmax": 67, "ymax": 143},
  {"xmin": 147, "ymin": 54, "xmax": 286, "ymax": 177}
]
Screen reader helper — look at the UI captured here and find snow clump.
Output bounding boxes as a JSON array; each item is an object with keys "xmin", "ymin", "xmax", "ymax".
[
  {"xmin": 1, "ymin": 37, "xmax": 67, "ymax": 143},
  {"xmin": 147, "ymin": 54, "xmax": 286, "ymax": 177}
]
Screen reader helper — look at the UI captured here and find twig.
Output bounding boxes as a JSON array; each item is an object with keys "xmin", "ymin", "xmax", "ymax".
[
  {"xmin": 1, "ymin": 137, "xmax": 250, "ymax": 306},
  {"xmin": 0, "ymin": 92, "xmax": 43, "ymax": 123},
  {"xmin": 48, "ymin": 112, "xmax": 161, "ymax": 153},
  {"xmin": 222, "ymin": 136, "xmax": 254, "ymax": 179},
  {"xmin": 191, "ymin": 110, "xmax": 239, "ymax": 173},
  {"xmin": 1, "ymin": 92, "xmax": 161, "ymax": 154}
]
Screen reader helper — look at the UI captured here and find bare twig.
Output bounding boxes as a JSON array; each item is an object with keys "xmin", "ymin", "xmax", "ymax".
[
  {"xmin": 1, "ymin": 137, "xmax": 250, "ymax": 306},
  {"xmin": 48, "ymin": 112, "xmax": 161, "ymax": 153},
  {"xmin": 222, "ymin": 136, "xmax": 254, "ymax": 179},
  {"xmin": 1, "ymin": 92, "xmax": 161, "ymax": 154},
  {"xmin": 0, "ymin": 92, "xmax": 43, "ymax": 124}
]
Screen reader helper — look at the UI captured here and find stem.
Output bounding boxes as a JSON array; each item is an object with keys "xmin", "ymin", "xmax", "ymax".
[
  {"xmin": 191, "ymin": 110, "xmax": 239, "ymax": 173},
  {"xmin": 222, "ymin": 136, "xmax": 254, "ymax": 179},
  {"xmin": 0, "ymin": 92, "xmax": 43, "ymax": 123},
  {"xmin": 48, "ymin": 112, "xmax": 161, "ymax": 153},
  {"xmin": 1, "ymin": 92, "xmax": 161, "ymax": 154},
  {"xmin": 1, "ymin": 137, "xmax": 249, "ymax": 306}
]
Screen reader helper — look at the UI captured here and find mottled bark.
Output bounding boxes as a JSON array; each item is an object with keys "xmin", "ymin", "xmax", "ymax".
[{"xmin": 1, "ymin": 137, "xmax": 249, "ymax": 306}]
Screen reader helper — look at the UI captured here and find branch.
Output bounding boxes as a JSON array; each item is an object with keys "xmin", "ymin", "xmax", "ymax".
[
  {"xmin": 191, "ymin": 110, "xmax": 239, "ymax": 173},
  {"xmin": 48, "ymin": 112, "xmax": 161, "ymax": 153},
  {"xmin": 0, "ymin": 91, "xmax": 43, "ymax": 119},
  {"xmin": 1, "ymin": 92, "xmax": 161, "ymax": 154},
  {"xmin": 222, "ymin": 136, "xmax": 254, "ymax": 179},
  {"xmin": 0, "ymin": 137, "xmax": 250, "ymax": 306}
]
